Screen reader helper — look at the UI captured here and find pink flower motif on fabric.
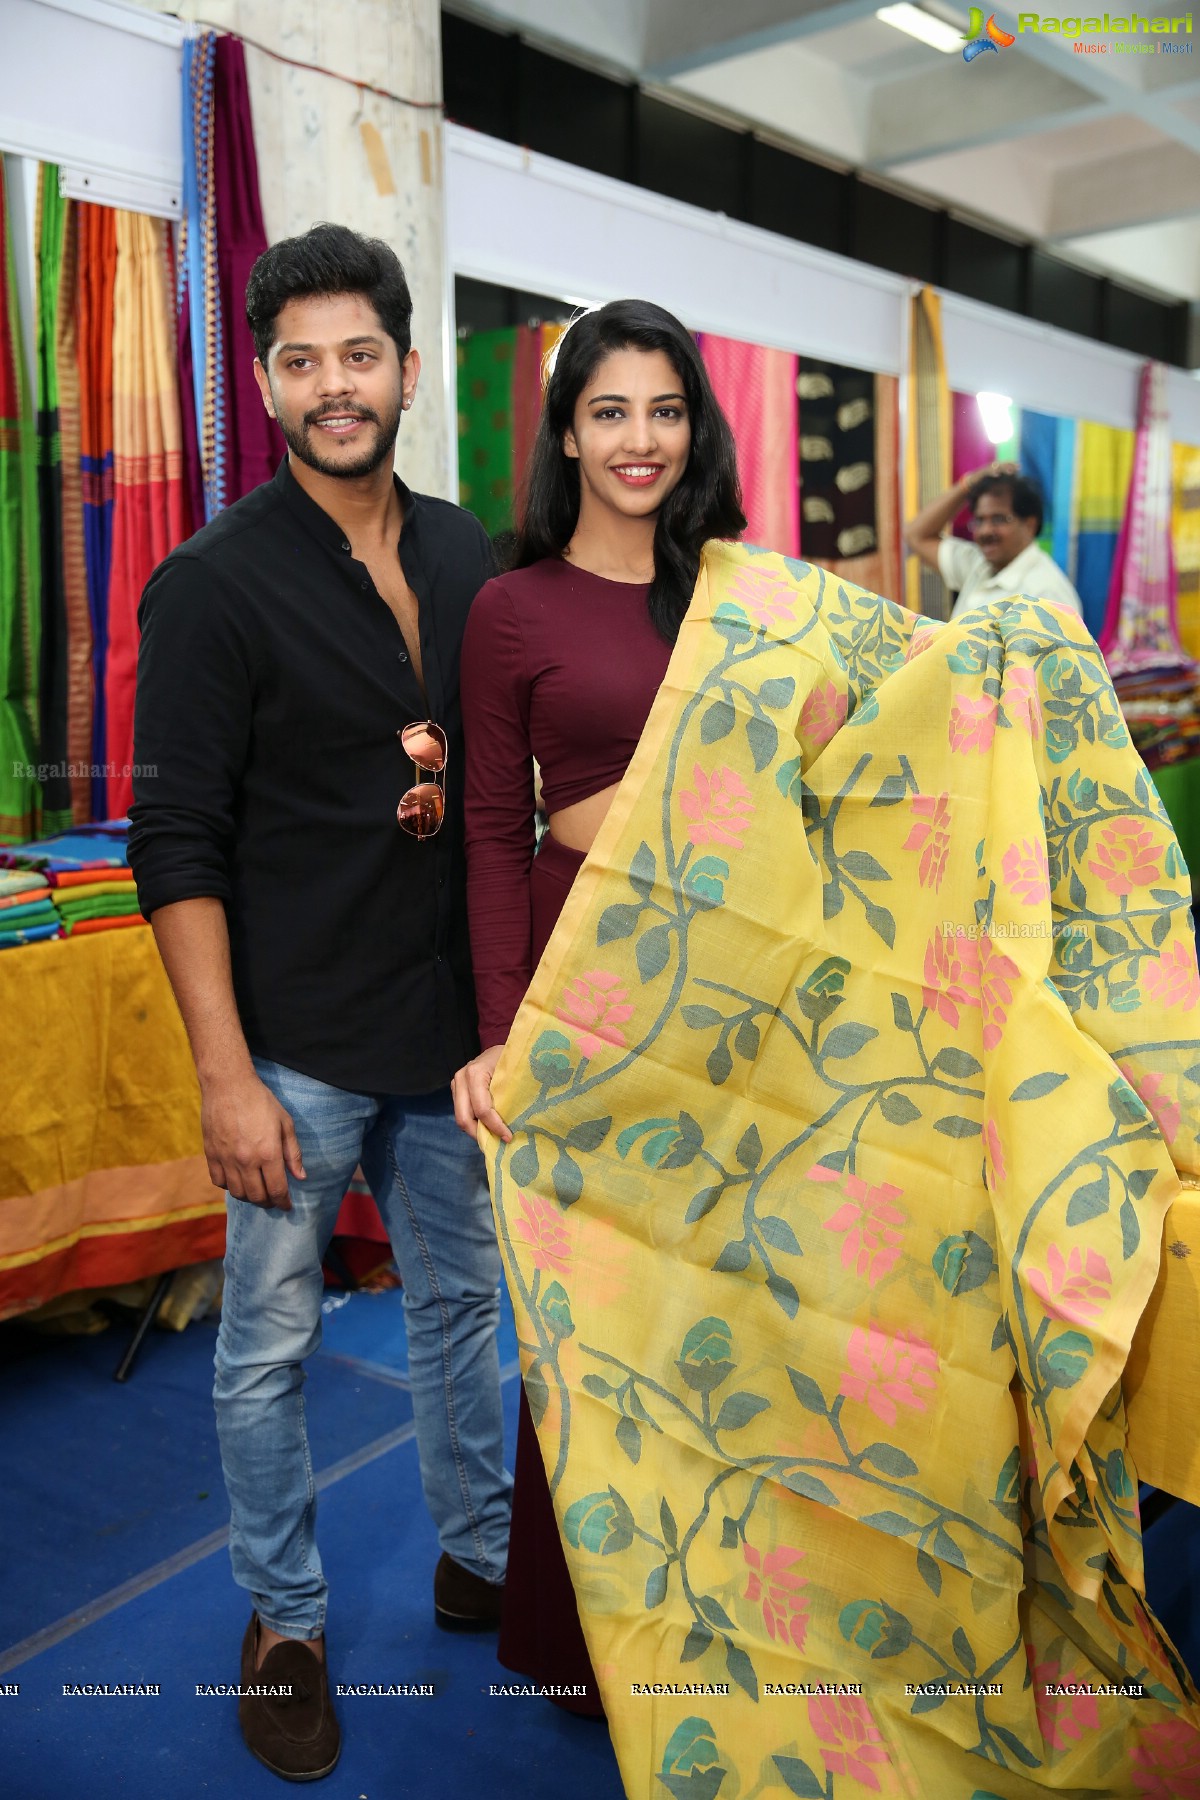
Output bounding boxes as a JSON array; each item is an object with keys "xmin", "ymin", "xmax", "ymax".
[
  {"xmin": 948, "ymin": 693, "xmax": 998, "ymax": 754},
  {"xmin": 729, "ymin": 568, "xmax": 796, "ymax": 632},
  {"xmin": 1143, "ymin": 940, "xmax": 1200, "ymax": 1013},
  {"xmin": 839, "ymin": 1324, "xmax": 938, "ymax": 1426},
  {"xmin": 977, "ymin": 933, "xmax": 1020, "ymax": 1050},
  {"xmin": 1027, "ymin": 1651, "xmax": 1101, "ymax": 1752},
  {"xmin": 903, "ymin": 792, "xmax": 952, "ymax": 892},
  {"xmin": 816, "ymin": 1166, "xmax": 907, "ymax": 1286},
  {"xmin": 1026, "ymin": 1244, "xmax": 1112, "ymax": 1326},
  {"xmin": 1087, "ymin": 817, "xmax": 1164, "ymax": 898},
  {"xmin": 1002, "ymin": 838, "xmax": 1051, "ymax": 907},
  {"xmin": 1004, "ymin": 664, "xmax": 1043, "ymax": 738},
  {"xmin": 743, "ymin": 1542, "xmax": 808, "ymax": 1651},
  {"xmin": 554, "ymin": 969, "xmax": 635, "ymax": 1058},
  {"xmin": 921, "ymin": 927, "xmax": 980, "ymax": 1030},
  {"xmin": 1131, "ymin": 1719, "xmax": 1200, "ymax": 1800},
  {"xmin": 983, "ymin": 1117, "xmax": 1006, "ymax": 1192},
  {"xmin": 799, "ymin": 682, "xmax": 848, "ymax": 750},
  {"xmin": 514, "ymin": 1191, "xmax": 571, "ymax": 1276},
  {"xmin": 906, "ymin": 624, "xmax": 937, "ymax": 662},
  {"xmin": 677, "ymin": 763, "xmax": 755, "ymax": 849},
  {"xmin": 807, "ymin": 1693, "xmax": 892, "ymax": 1791},
  {"xmin": 1118, "ymin": 1065, "xmax": 1181, "ymax": 1147}
]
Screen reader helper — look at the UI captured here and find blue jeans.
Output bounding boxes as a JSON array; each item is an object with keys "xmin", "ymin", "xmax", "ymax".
[{"xmin": 213, "ymin": 1057, "xmax": 512, "ymax": 1637}]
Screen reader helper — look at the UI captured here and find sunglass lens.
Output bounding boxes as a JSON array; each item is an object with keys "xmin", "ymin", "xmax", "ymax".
[
  {"xmin": 401, "ymin": 722, "xmax": 448, "ymax": 772},
  {"xmin": 397, "ymin": 783, "xmax": 445, "ymax": 838}
]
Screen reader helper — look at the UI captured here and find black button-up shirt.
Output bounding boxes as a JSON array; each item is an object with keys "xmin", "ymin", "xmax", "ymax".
[{"xmin": 128, "ymin": 459, "xmax": 494, "ymax": 1094}]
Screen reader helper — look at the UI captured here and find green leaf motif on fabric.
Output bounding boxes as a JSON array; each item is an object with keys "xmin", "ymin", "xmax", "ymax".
[
  {"xmin": 616, "ymin": 1415, "xmax": 641, "ymax": 1464},
  {"xmin": 822, "ymin": 1022, "xmax": 877, "ymax": 1060},
  {"xmin": 616, "ymin": 1113, "xmax": 702, "ymax": 1169},
  {"xmin": 759, "ymin": 1214, "xmax": 801, "ymax": 1254},
  {"xmin": 563, "ymin": 1487, "xmax": 635, "ymax": 1555},
  {"xmin": 758, "ymin": 676, "xmax": 796, "ymax": 711},
  {"xmin": 781, "ymin": 1468, "xmax": 839, "ymax": 1505},
  {"xmin": 509, "ymin": 1141, "xmax": 539, "ymax": 1186},
  {"xmin": 736, "ymin": 1123, "xmax": 762, "ymax": 1170},
  {"xmin": 953, "ymin": 1626, "xmax": 977, "ymax": 1675},
  {"xmin": 746, "ymin": 715, "xmax": 778, "ymax": 773},
  {"xmin": 637, "ymin": 923, "xmax": 674, "ymax": 983},
  {"xmin": 680, "ymin": 1622, "xmax": 714, "ymax": 1663},
  {"xmin": 860, "ymin": 1443, "xmax": 918, "ymax": 1478},
  {"xmin": 566, "ymin": 1116, "xmax": 612, "ymax": 1152},
  {"xmin": 916, "ymin": 1549, "xmax": 942, "ymax": 1596},
  {"xmin": 660, "ymin": 1497, "xmax": 679, "ymax": 1550},
  {"xmin": 839, "ymin": 1598, "xmax": 912, "ymax": 1657},
  {"xmin": 1108, "ymin": 1077, "xmax": 1149, "ymax": 1127},
  {"xmin": 932, "ymin": 1231, "xmax": 995, "ymax": 1295},
  {"xmin": 805, "ymin": 955, "xmax": 851, "ymax": 999},
  {"xmin": 658, "ymin": 1716, "xmax": 726, "ymax": 1800},
  {"xmin": 775, "ymin": 755, "xmax": 806, "ymax": 807},
  {"xmin": 1120, "ymin": 1197, "xmax": 1140, "ymax": 1260},
  {"xmin": 645, "ymin": 1562, "xmax": 668, "ymax": 1608},
  {"xmin": 700, "ymin": 699, "xmax": 736, "ymax": 744},
  {"xmin": 1105, "ymin": 1448, "xmax": 1134, "ymax": 1500},
  {"xmin": 686, "ymin": 1184, "xmax": 725, "ymax": 1223},
  {"xmin": 529, "ymin": 1030, "xmax": 574, "ymax": 1087},
  {"xmin": 933, "ymin": 1115, "xmax": 982, "ymax": 1139},
  {"xmin": 772, "ymin": 1754, "xmax": 825, "ymax": 1798},
  {"xmin": 1066, "ymin": 1176, "xmax": 1109, "ymax": 1226},
  {"xmin": 551, "ymin": 1147, "xmax": 583, "ymax": 1207},
  {"xmin": 713, "ymin": 1392, "xmax": 770, "ymax": 1432},
  {"xmin": 1038, "ymin": 1330, "xmax": 1092, "ymax": 1390},
  {"xmin": 540, "ymin": 1281, "xmax": 574, "ymax": 1339},
  {"xmin": 766, "ymin": 1273, "xmax": 800, "ymax": 1317},
  {"xmin": 734, "ymin": 1017, "xmax": 761, "ymax": 1061},
  {"xmin": 841, "ymin": 849, "xmax": 890, "ymax": 882},
  {"xmin": 932, "ymin": 1526, "xmax": 967, "ymax": 1570},
  {"xmin": 864, "ymin": 903, "xmax": 896, "ymax": 947},
  {"xmin": 724, "ymin": 1641, "xmax": 758, "ymax": 1701},
  {"xmin": 1066, "ymin": 770, "xmax": 1098, "ymax": 810},
  {"xmin": 1009, "ymin": 1072, "xmax": 1068, "ymax": 1101},
  {"xmin": 991, "ymin": 1448, "xmax": 1021, "ymax": 1525},
  {"xmin": 872, "ymin": 773, "xmax": 908, "ymax": 807},
  {"xmin": 525, "ymin": 1363, "xmax": 549, "ymax": 1428},
  {"xmin": 683, "ymin": 856, "xmax": 730, "ymax": 911},
  {"xmin": 931, "ymin": 1046, "xmax": 983, "ymax": 1079},
  {"xmin": 713, "ymin": 1240, "xmax": 751, "ymax": 1273},
  {"xmin": 597, "ymin": 901, "xmax": 644, "ymax": 944},
  {"xmin": 880, "ymin": 1092, "xmax": 921, "ymax": 1125},
  {"xmin": 787, "ymin": 1367, "xmax": 828, "ymax": 1415},
  {"xmin": 859, "ymin": 1510, "xmax": 916, "ymax": 1540},
  {"xmin": 628, "ymin": 839, "xmax": 657, "ymax": 898},
  {"xmin": 711, "ymin": 601, "xmax": 753, "ymax": 643},
  {"xmin": 677, "ymin": 1318, "xmax": 736, "ymax": 1393}
]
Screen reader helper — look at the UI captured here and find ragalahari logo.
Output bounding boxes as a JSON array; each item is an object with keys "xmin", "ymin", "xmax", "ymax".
[{"xmin": 962, "ymin": 7, "xmax": 1018, "ymax": 54}]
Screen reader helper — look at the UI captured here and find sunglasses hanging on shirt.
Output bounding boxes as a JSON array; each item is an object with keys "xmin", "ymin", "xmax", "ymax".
[{"xmin": 397, "ymin": 720, "xmax": 447, "ymax": 839}]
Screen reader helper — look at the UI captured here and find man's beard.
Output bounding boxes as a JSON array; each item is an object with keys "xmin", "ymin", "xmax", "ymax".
[{"xmin": 279, "ymin": 397, "xmax": 403, "ymax": 479}]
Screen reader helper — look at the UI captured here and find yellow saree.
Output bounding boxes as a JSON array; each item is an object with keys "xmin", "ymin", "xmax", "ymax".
[{"xmin": 485, "ymin": 541, "xmax": 1200, "ymax": 1799}]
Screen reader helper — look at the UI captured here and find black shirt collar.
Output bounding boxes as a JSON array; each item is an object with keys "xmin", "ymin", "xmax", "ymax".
[{"xmin": 275, "ymin": 456, "xmax": 418, "ymax": 555}]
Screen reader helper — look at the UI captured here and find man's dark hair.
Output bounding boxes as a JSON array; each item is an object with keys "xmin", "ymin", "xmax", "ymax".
[
  {"xmin": 514, "ymin": 299, "xmax": 746, "ymax": 645},
  {"xmin": 245, "ymin": 223, "xmax": 413, "ymax": 365},
  {"xmin": 969, "ymin": 471, "xmax": 1044, "ymax": 536}
]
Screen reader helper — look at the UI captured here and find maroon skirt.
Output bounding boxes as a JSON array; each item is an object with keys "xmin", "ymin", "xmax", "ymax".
[{"xmin": 497, "ymin": 832, "xmax": 605, "ymax": 1717}]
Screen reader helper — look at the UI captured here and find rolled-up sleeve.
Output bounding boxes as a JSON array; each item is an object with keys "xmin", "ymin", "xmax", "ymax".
[{"xmin": 127, "ymin": 556, "xmax": 255, "ymax": 918}]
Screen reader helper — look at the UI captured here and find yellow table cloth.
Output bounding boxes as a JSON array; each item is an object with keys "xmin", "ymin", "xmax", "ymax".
[{"xmin": 488, "ymin": 543, "xmax": 1200, "ymax": 1798}]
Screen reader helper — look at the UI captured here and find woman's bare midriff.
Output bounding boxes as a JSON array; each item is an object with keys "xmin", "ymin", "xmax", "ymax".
[{"xmin": 547, "ymin": 782, "xmax": 622, "ymax": 855}]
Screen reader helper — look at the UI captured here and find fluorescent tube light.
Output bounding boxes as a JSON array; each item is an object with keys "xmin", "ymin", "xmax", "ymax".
[{"xmin": 875, "ymin": 4, "xmax": 964, "ymax": 52}]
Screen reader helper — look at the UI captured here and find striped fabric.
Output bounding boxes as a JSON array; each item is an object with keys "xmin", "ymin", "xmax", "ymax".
[
  {"xmin": 77, "ymin": 202, "xmax": 117, "ymax": 822},
  {"xmin": 0, "ymin": 160, "xmax": 41, "ymax": 844},
  {"xmin": 55, "ymin": 198, "xmax": 92, "ymax": 823},
  {"xmin": 904, "ymin": 287, "xmax": 951, "ymax": 618},
  {"xmin": 1074, "ymin": 418, "xmax": 1134, "ymax": 638},
  {"xmin": 701, "ymin": 333, "xmax": 799, "ymax": 558},
  {"xmin": 180, "ymin": 32, "xmax": 226, "ymax": 523},
  {"xmin": 1171, "ymin": 441, "xmax": 1200, "ymax": 664},
  {"xmin": 34, "ymin": 166, "xmax": 72, "ymax": 836}
]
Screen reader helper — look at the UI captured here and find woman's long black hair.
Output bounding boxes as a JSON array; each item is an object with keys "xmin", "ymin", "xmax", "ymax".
[{"xmin": 512, "ymin": 300, "xmax": 746, "ymax": 644}]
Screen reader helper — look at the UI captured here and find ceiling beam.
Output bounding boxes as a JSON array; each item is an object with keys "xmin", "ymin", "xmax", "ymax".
[
  {"xmin": 1045, "ymin": 143, "xmax": 1200, "ymax": 237},
  {"xmin": 868, "ymin": 96, "xmax": 1114, "ymax": 168},
  {"xmin": 864, "ymin": 53, "xmax": 1105, "ymax": 164},
  {"xmin": 644, "ymin": 0, "xmax": 884, "ymax": 77}
]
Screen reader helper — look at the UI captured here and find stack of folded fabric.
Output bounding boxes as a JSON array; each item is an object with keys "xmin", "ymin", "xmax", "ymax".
[
  {"xmin": 0, "ymin": 871, "xmax": 63, "ymax": 950},
  {"xmin": 0, "ymin": 821, "xmax": 144, "ymax": 938}
]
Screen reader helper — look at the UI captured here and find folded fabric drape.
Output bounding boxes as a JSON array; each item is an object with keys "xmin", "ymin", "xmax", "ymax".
[
  {"xmin": 54, "ymin": 197, "xmax": 92, "ymax": 823},
  {"xmin": 77, "ymin": 202, "xmax": 117, "ymax": 822},
  {"xmin": 486, "ymin": 541, "xmax": 1200, "ymax": 1797},
  {"xmin": 904, "ymin": 288, "xmax": 952, "ymax": 619},
  {"xmin": 0, "ymin": 159, "xmax": 41, "ymax": 844},
  {"xmin": 701, "ymin": 334, "xmax": 799, "ymax": 558},
  {"xmin": 34, "ymin": 165, "xmax": 72, "ymax": 836},
  {"xmin": 1076, "ymin": 419, "xmax": 1135, "ymax": 640},
  {"xmin": 105, "ymin": 212, "xmax": 189, "ymax": 820}
]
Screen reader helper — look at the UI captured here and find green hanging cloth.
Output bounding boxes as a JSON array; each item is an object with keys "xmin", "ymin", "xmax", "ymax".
[
  {"xmin": 36, "ymin": 164, "xmax": 72, "ymax": 835},
  {"xmin": 0, "ymin": 158, "xmax": 42, "ymax": 843},
  {"xmin": 456, "ymin": 327, "xmax": 517, "ymax": 539}
]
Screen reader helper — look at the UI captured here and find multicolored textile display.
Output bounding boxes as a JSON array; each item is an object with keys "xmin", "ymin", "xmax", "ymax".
[
  {"xmin": 950, "ymin": 390, "xmax": 993, "ymax": 541},
  {"xmin": 700, "ymin": 335, "xmax": 799, "ymax": 558},
  {"xmin": 457, "ymin": 328, "xmax": 517, "ymax": 536},
  {"xmin": 1, "ymin": 819, "xmax": 130, "ymax": 872},
  {"xmin": 55, "ymin": 197, "xmax": 92, "ymax": 823},
  {"xmin": 512, "ymin": 322, "xmax": 566, "ymax": 528},
  {"xmin": 77, "ymin": 201, "xmax": 117, "ymax": 822},
  {"xmin": 1099, "ymin": 363, "xmax": 1190, "ymax": 689},
  {"xmin": 213, "ymin": 33, "xmax": 278, "ymax": 502},
  {"xmin": 1020, "ymin": 409, "xmax": 1079, "ymax": 590},
  {"xmin": 1170, "ymin": 442, "xmax": 1200, "ymax": 665},
  {"xmin": 1075, "ymin": 419, "xmax": 1135, "ymax": 640},
  {"xmin": 34, "ymin": 165, "xmax": 72, "ymax": 835},
  {"xmin": 798, "ymin": 364, "xmax": 902, "ymax": 603},
  {"xmin": 904, "ymin": 287, "xmax": 951, "ymax": 619},
  {"xmin": 105, "ymin": 212, "xmax": 189, "ymax": 820},
  {"xmin": 486, "ymin": 542, "xmax": 1200, "ymax": 1797},
  {"xmin": 0, "ymin": 159, "xmax": 41, "ymax": 844}
]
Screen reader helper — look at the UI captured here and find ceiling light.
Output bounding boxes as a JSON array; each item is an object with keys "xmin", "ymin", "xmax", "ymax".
[
  {"xmin": 875, "ymin": 4, "xmax": 964, "ymax": 52},
  {"xmin": 977, "ymin": 392, "xmax": 1015, "ymax": 444}
]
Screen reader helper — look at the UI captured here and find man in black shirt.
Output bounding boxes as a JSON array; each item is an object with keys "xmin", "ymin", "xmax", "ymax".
[{"xmin": 128, "ymin": 225, "xmax": 510, "ymax": 1782}]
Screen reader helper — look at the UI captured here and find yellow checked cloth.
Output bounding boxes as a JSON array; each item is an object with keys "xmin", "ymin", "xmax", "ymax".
[{"xmin": 485, "ymin": 542, "xmax": 1200, "ymax": 1798}]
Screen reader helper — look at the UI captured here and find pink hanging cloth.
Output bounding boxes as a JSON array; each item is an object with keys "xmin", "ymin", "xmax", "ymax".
[
  {"xmin": 1099, "ymin": 361, "xmax": 1192, "ymax": 683},
  {"xmin": 699, "ymin": 334, "xmax": 799, "ymax": 558}
]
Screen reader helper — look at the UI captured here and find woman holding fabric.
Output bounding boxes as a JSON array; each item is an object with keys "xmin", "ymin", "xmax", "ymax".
[{"xmin": 453, "ymin": 300, "xmax": 745, "ymax": 1714}]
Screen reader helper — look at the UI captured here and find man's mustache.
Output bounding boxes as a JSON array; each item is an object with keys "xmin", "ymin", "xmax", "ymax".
[{"xmin": 303, "ymin": 406, "xmax": 380, "ymax": 426}]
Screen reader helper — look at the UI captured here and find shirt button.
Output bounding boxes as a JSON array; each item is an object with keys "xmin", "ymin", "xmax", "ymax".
[
  {"xmin": 341, "ymin": 539, "xmax": 350, "ymax": 552},
  {"xmin": 360, "ymin": 580, "xmax": 369, "ymax": 591},
  {"xmin": 398, "ymin": 650, "xmax": 409, "ymax": 663}
]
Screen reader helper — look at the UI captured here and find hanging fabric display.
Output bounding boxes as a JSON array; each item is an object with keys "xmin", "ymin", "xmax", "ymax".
[
  {"xmin": 77, "ymin": 201, "xmax": 117, "ymax": 822},
  {"xmin": 456, "ymin": 327, "xmax": 517, "ymax": 537},
  {"xmin": 1074, "ymin": 418, "xmax": 1135, "ymax": 639},
  {"xmin": 700, "ymin": 334, "xmax": 799, "ymax": 558},
  {"xmin": 1098, "ymin": 361, "xmax": 1193, "ymax": 691},
  {"xmin": 512, "ymin": 321, "xmax": 565, "ymax": 527},
  {"xmin": 34, "ymin": 165, "xmax": 72, "ymax": 837},
  {"xmin": 105, "ymin": 212, "xmax": 189, "ymax": 820},
  {"xmin": 54, "ymin": 196, "xmax": 92, "ymax": 824},
  {"xmin": 179, "ymin": 31, "xmax": 225, "ymax": 524},
  {"xmin": 212, "ymin": 33, "xmax": 278, "ymax": 501},
  {"xmin": 798, "ymin": 362, "xmax": 901, "ymax": 603},
  {"xmin": 904, "ymin": 286, "xmax": 951, "ymax": 618},
  {"xmin": 1171, "ymin": 441, "xmax": 1200, "ymax": 665},
  {"xmin": 0, "ymin": 159, "xmax": 41, "ymax": 845}
]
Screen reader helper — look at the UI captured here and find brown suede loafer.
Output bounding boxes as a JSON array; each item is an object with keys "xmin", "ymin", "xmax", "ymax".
[
  {"xmin": 238, "ymin": 1614, "xmax": 341, "ymax": 1782},
  {"xmin": 433, "ymin": 1552, "xmax": 504, "ymax": 1631}
]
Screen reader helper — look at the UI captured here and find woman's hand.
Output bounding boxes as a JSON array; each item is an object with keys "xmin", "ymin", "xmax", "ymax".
[{"xmin": 451, "ymin": 1043, "xmax": 513, "ymax": 1144}]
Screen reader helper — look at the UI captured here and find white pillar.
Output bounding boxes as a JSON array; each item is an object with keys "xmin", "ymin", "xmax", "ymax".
[{"xmin": 138, "ymin": 0, "xmax": 453, "ymax": 497}]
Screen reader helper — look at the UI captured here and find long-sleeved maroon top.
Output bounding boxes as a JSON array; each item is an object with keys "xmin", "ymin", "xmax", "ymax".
[{"xmin": 461, "ymin": 557, "xmax": 673, "ymax": 1046}]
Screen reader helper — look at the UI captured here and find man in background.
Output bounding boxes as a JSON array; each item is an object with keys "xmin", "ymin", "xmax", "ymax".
[{"xmin": 905, "ymin": 460, "xmax": 1083, "ymax": 620}]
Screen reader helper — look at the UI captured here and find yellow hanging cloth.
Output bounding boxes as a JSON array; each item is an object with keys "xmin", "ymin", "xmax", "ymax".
[{"xmin": 486, "ymin": 541, "xmax": 1200, "ymax": 1799}]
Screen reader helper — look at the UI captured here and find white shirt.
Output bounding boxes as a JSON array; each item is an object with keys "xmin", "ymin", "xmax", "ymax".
[{"xmin": 937, "ymin": 536, "xmax": 1084, "ymax": 621}]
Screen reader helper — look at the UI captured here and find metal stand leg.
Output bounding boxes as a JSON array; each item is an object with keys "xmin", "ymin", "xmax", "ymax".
[{"xmin": 112, "ymin": 1270, "xmax": 173, "ymax": 1382}]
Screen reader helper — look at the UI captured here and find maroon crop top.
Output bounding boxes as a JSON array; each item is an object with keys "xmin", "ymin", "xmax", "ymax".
[{"xmin": 461, "ymin": 558, "xmax": 673, "ymax": 1046}]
